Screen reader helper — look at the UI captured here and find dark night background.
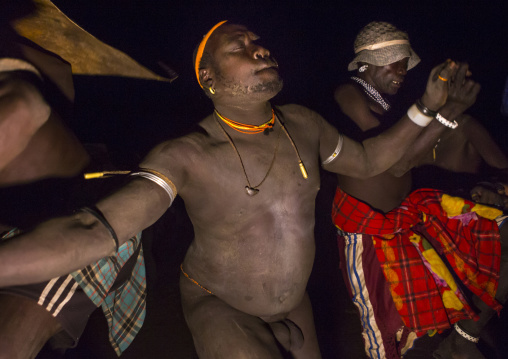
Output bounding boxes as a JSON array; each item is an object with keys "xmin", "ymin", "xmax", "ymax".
[
  {"xmin": 4, "ymin": 0, "xmax": 508, "ymax": 358},
  {"xmin": 51, "ymin": 0, "xmax": 508, "ymax": 157}
]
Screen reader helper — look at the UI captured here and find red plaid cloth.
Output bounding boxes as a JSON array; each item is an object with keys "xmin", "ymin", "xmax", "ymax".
[{"xmin": 332, "ymin": 187, "xmax": 502, "ymax": 334}]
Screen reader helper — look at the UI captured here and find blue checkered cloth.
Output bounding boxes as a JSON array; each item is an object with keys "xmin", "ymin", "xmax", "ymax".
[
  {"xmin": 2, "ymin": 229, "xmax": 146, "ymax": 356},
  {"xmin": 71, "ymin": 232, "xmax": 146, "ymax": 356}
]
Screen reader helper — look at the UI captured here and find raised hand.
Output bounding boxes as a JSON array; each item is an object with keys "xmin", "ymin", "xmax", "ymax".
[
  {"xmin": 445, "ymin": 62, "xmax": 481, "ymax": 114},
  {"xmin": 421, "ymin": 60, "xmax": 459, "ymax": 111}
]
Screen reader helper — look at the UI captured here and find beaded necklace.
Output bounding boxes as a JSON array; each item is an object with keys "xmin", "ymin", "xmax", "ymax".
[
  {"xmin": 214, "ymin": 109, "xmax": 275, "ymax": 134},
  {"xmin": 214, "ymin": 110, "xmax": 308, "ymax": 196},
  {"xmin": 350, "ymin": 76, "xmax": 391, "ymax": 111},
  {"xmin": 214, "ymin": 113, "xmax": 281, "ymax": 196}
]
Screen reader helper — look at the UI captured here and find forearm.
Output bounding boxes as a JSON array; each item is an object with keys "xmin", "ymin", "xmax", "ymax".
[
  {"xmin": 388, "ymin": 119, "xmax": 446, "ymax": 177},
  {"xmin": 378, "ymin": 98, "xmax": 471, "ymax": 177},
  {"xmin": 0, "ymin": 177, "xmax": 171, "ymax": 287},
  {"xmin": 324, "ymin": 112, "xmax": 432, "ymax": 178},
  {"xmin": 359, "ymin": 114, "xmax": 428, "ymax": 177},
  {"xmin": 437, "ymin": 101, "xmax": 469, "ymax": 122},
  {"xmin": 0, "ymin": 212, "xmax": 115, "ymax": 287},
  {"xmin": 388, "ymin": 83, "xmax": 483, "ymax": 177}
]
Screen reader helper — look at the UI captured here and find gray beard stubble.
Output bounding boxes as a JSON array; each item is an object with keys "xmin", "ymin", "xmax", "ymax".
[{"xmin": 215, "ymin": 69, "xmax": 284, "ymax": 97}]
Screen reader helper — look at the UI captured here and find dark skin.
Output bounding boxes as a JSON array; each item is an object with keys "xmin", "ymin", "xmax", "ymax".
[
  {"xmin": 335, "ymin": 58, "xmax": 508, "ymax": 359},
  {"xmin": 335, "ymin": 59, "xmax": 508, "ymax": 210},
  {"xmin": 0, "ymin": 42, "xmax": 90, "ymax": 358},
  {"xmin": 0, "ymin": 24, "xmax": 457, "ymax": 358},
  {"xmin": 0, "ymin": 45, "xmax": 89, "ymax": 187}
]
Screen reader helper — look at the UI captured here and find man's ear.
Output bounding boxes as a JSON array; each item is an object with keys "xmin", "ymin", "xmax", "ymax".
[{"xmin": 199, "ymin": 68, "xmax": 214, "ymax": 90}]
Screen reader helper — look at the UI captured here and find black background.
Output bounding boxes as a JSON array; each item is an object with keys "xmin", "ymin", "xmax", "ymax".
[{"xmin": 49, "ymin": 0, "xmax": 508, "ymax": 158}]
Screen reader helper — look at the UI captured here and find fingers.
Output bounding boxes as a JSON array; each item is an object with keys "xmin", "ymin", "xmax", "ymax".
[
  {"xmin": 466, "ymin": 81, "xmax": 481, "ymax": 98},
  {"xmin": 423, "ymin": 60, "xmax": 458, "ymax": 110},
  {"xmin": 446, "ymin": 61, "xmax": 481, "ymax": 105},
  {"xmin": 450, "ymin": 63, "xmax": 476, "ymax": 87},
  {"xmin": 434, "ymin": 59, "xmax": 458, "ymax": 82},
  {"xmin": 427, "ymin": 61, "xmax": 447, "ymax": 83},
  {"xmin": 459, "ymin": 77, "xmax": 481, "ymax": 98},
  {"xmin": 471, "ymin": 185, "xmax": 482, "ymax": 201},
  {"xmin": 452, "ymin": 63, "xmax": 468, "ymax": 86},
  {"xmin": 470, "ymin": 186, "xmax": 507, "ymax": 210}
]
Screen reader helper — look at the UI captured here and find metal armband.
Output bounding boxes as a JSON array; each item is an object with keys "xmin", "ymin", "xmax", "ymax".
[
  {"xmin": 322, "ymin": 134, "xmax": 344, "ymax": 166},
  {"xmin": 130, "ymin": 168, "xmax": 177, "ymax": 207}
]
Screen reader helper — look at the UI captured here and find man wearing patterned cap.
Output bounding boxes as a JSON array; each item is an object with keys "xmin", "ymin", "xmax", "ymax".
[
  {"xmin": 347, "ymin": 21, "xmax": 420, "ymax": 73},
  {"xmin": 332, "ymin": 21, "xmax": 508, "ymax": 359},
  {"xmin": 0, "ymin": 21, "xmax": 464, "ymax": 358}
]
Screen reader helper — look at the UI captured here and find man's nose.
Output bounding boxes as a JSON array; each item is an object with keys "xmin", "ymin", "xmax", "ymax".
[
  {"xmin": 398, "ymin": 65, "xmax": 407, "ymax": 75},
  {"xmin": 253, "ymin": 45, "xmax": 270, "ymax": 59}
]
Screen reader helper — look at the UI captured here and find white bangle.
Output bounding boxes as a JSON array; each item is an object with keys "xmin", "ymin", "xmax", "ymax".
[
  {"xmin": 130, "ymin": 170, "xmax": 176, "ymax": 207},
  {"xmin": 435, "ymin": 113, "xmax": 458, "ymax": 129},
  {"xmin": 322, "ymin": 134, "xmax": 344, "ymax": 165},
  {"xmin": 407, "ymin": 104, "xmax": 433, "ymax": 127}
]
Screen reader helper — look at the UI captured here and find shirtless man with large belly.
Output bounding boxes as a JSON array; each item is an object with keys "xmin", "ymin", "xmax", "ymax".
[
  {"xmin": 0, "ymin": 21, "xmax": 458, "ymax": 358},
  {"xmin": 177, "ymin": 103, "xmax": 326, "ymax": 356}
]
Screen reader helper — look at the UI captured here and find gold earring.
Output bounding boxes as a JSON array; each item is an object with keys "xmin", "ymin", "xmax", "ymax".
[{"xmin": 209, "ymin": 87, "xmax": 216, "ymax": 95}]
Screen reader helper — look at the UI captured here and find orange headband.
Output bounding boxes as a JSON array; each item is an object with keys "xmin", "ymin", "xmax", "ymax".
[{"xmin": 195, "ymin": 20, "xmax": 228, "ymax": 88}]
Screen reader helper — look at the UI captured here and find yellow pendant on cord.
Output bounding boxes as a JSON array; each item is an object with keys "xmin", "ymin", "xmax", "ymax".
[{"xmin": 299, "ymin": 161, "xmax": 308, "ymax": 179}]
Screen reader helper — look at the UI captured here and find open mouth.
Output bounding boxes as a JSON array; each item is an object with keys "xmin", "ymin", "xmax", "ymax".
[{"xmin": 391, "ymin": 80, "xmax": 403, "ymax": 89}]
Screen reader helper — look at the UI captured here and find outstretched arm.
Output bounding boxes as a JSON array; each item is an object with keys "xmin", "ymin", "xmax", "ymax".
[
  {"xmin": 322, "ymin": 60, "xmax": 458, "ymax": 178},
  {"xmin": 0, "ymin": 139, "xmax": 186, "ymax": 287},
  {"xmin": 0, "ymin": 176, "xmax": 171, "ymax": 287}
]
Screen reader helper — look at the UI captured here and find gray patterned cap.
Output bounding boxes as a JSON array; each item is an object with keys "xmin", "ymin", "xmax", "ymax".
[{"xmin": 348, "ymin": 21, "xmax": 420, "ymax": 71}]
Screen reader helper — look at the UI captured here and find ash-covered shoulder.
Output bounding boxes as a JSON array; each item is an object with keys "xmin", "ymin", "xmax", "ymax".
[
  {"xmin": 144, "ymin": 121, "xmax": 214, "ymax": 162},
  {"xmin": 138, "ymin": 123, "xmax": 217, "ymax": 193},
  {"xmin": 274, "ymin": 103, "xmax": 327, "ymax": 127}
]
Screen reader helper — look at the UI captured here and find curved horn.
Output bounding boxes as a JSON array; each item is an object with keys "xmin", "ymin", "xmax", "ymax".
[{"xmin": 12, "ymin": 0, "xmax": 175, "ymax": 82}]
